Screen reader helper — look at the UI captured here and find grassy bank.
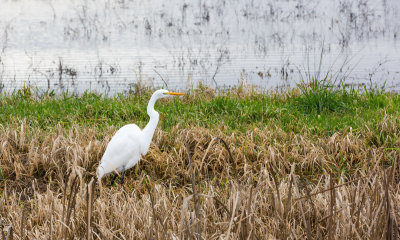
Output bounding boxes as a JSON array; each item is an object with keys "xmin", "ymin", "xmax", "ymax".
[
  {"xmin": 0, "ymin": 84, "xmax": 399, "ymax": 239},
  {"xmin": 2, "ymin": 84, "xmax": 400, "ymax": 136}
]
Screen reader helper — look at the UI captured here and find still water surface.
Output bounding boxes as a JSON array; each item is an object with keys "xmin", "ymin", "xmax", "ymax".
[{"xmin": 0, "ymin": 0, "xmax": 399, "ymax": 94}]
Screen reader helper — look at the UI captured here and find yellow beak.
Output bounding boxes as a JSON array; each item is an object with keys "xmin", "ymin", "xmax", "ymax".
[{"xmin": 166, "ymin": 92, "xmax": 185, "ymax": 96}]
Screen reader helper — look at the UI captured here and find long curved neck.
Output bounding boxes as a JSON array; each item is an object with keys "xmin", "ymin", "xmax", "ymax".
[{"xmin": 142, "ymin": 94, "xmax": 160, "ymax": 149}]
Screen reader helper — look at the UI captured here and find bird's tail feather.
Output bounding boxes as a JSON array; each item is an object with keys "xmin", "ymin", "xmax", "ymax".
[{"xmin": 97, "ymin": 165, "xmax": 105, "ymax": 180}]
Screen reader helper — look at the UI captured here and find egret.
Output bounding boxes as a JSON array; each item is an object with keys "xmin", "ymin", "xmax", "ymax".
[{"xmin": 97, "ymin": 89, "xmax": 184, "ymax": 184}]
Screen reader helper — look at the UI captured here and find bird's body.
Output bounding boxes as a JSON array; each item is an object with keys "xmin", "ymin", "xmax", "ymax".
[
  {"xmin": 97, "ymin": 89, "xmax": 184, "ymax": 183},
  {"xmin": 97, "ymin": 124, "xmax": 142, "ymax": 178}
]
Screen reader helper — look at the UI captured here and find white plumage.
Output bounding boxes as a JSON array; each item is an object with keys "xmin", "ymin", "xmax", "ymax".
[{"xmin": 97, "ymin": 89, "xmax": 184, "ymax": 184}]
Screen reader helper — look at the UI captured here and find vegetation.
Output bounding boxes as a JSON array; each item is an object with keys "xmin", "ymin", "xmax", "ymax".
[
  {"xmin": 2, "ymin": 83, "xmax": 399, "ymax": 135},
  {"xmin": 0, "ymin": 83, "xmax": 399, "ymax": 239}
]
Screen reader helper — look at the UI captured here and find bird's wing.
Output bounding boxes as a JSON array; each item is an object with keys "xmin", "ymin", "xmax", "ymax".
[{"xmin": 99, "ymin": 124, "xmax": 142, "ymax": 176}]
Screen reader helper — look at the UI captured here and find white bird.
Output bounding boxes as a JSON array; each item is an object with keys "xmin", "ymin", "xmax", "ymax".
[{"xmin": 97, "ymin": 89, "xmax": 184, "ymax": 184}]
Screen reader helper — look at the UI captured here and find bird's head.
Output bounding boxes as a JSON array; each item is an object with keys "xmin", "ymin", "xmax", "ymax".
[{"xmin": 153, "ymin": 89, "xmax": 185, "ymax": 99}]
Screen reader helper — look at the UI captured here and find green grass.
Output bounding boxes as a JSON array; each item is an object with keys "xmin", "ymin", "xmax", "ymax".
[{"xmin": 0, "ymin": 84, "xmax": 399, "ymax": 141}]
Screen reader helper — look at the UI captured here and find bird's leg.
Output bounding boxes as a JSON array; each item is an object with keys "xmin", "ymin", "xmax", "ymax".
[
  {"xmin": 110, "ymin": 174, "xmax": 118, "ymax": 186},
  {"xmin": 121, "ymin": 167, "xmax": 125, "ymax": 185}
]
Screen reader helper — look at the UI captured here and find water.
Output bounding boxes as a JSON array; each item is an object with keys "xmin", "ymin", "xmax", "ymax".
[{"xmin": 0, "ymin": 0, "xmax": 399, "ymax": 94}]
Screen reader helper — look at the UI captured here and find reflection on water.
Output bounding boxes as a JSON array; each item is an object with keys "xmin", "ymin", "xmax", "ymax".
[{"xmin": 0, "ymin": 0, "xmax": 399, "ymax": 94}]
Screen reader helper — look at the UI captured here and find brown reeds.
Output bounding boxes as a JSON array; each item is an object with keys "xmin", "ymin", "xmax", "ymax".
[{"xmin": 0, "ymin": 117, "xmax": 399, "ymax": 239}]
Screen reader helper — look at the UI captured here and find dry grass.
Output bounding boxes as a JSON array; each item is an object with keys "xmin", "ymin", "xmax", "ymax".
[{"xmin": 0, "ymin": 115, "xmax": 399, "ymax": 239}]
